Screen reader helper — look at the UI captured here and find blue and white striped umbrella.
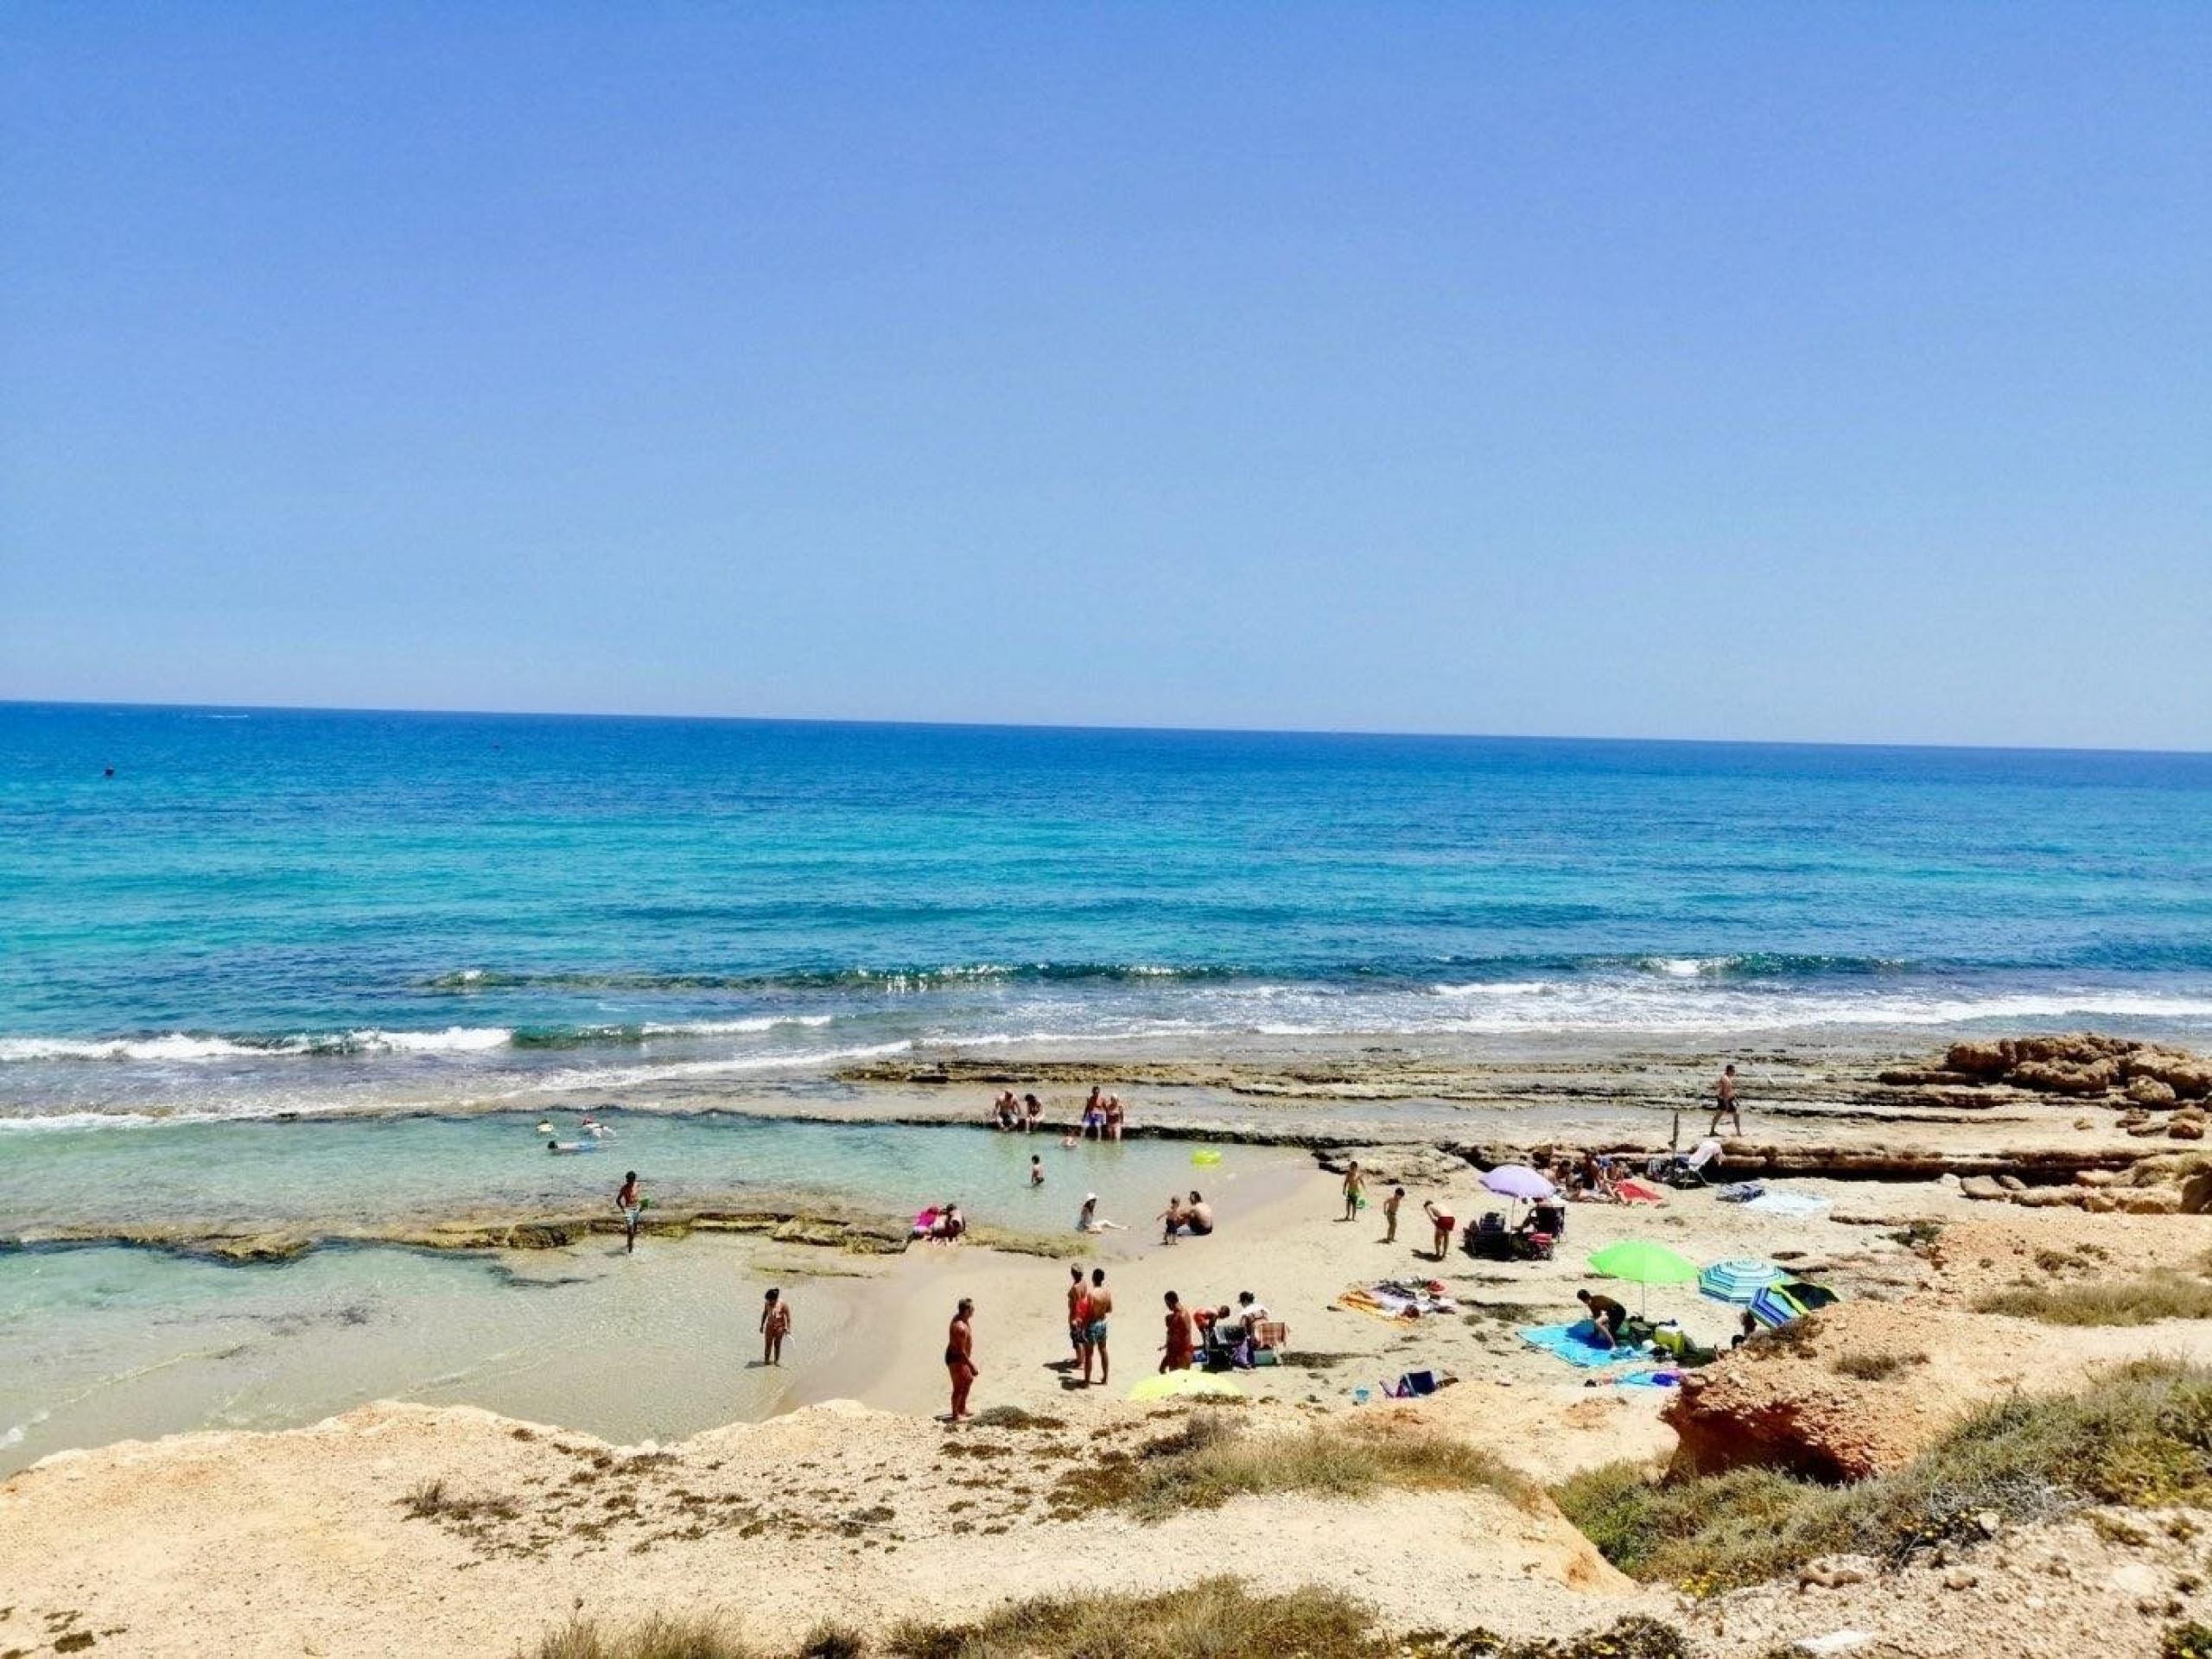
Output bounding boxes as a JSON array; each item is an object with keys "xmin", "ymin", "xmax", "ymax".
[{"xmin": 1699, "ymin": 1257, "xmax": 1783, "ymax": 1303}]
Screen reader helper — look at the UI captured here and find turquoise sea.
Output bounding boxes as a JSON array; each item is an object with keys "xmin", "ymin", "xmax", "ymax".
[
  {"xmin": 4, "ymin": 701, "xmax": 2211, "ymax": 1128},
  {"xmin": 3, "ymin": 702, "xmax": 2209, "ymax": 1468}
]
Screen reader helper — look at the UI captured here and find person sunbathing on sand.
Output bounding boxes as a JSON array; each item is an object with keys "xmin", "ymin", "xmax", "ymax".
[{"xmin": 1576, "ymin": 1153, "xmax": 1621, "ymax": 1203}]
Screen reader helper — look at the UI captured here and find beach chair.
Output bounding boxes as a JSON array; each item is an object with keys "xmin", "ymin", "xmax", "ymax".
[
  {"xmin": 1463, "ymin": 1211, "xmax": 1515, "ymax": 1261},
  {"xmin": 1250, "ymin": 1319, "xmax": 1287, "ymax": 1367},
  {"xmin": 1512, "ymin": 1226, "xmax": 1556, "ymax": 1262}
]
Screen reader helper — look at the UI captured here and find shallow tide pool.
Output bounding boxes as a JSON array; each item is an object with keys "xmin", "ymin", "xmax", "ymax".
[{"xmin": 0, "ymin": 1115, "xmax": 1300, "ymax": 1474}]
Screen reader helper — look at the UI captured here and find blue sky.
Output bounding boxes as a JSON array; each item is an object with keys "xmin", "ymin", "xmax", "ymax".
[{"xmin": 3, "ymin": 4, "xmax": 2207, "ymax": 748}]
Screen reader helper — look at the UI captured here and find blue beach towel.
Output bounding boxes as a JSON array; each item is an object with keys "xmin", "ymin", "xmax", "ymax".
[
  {"xmin": 1614, "ymin": 1368, "xmax": 1681, "ymax": 1389},
  {"xmin": 1518, "ymin": 1321, "xmax": 1646, "ymax": 1368}
]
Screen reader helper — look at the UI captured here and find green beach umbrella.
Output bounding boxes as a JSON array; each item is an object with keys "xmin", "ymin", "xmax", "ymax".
[
  {"xmin": 1127, "ymin": 1370, "xmax": 1245, "ymax": 1402},
  {"xmin": 1586, "ymin": 1239, "xmax": 1699, "ymax": 1316}
]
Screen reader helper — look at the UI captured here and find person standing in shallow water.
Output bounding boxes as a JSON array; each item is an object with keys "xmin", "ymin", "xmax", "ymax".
[
  {"xmin": 1708, "ymin": 1063, "xmax": 1743, "ymax": 1138},
  {"xmin": 945, "ymin": 1297, "xmax": 977, "ymax": 1421}
]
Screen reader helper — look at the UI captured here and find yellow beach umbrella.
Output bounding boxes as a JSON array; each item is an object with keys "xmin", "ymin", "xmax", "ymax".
[{"xmin": 1127, "ymin": 1370, "xmax": 1245, "ymax": 1402}]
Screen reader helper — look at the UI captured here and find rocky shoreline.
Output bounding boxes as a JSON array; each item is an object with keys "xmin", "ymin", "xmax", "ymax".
[{"xmin": 9, "ymin": 1032, "xmax": 2212, "ymax": 1657}]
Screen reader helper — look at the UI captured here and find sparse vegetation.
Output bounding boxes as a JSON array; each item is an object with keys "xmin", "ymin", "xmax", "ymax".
[
  {"xmin": 1976, "ymin": 1271, "xmax": 2212, "ymax": 1326},
  {"xmin": 796, "ymin": 1625, "xmax": 868, "ymax": 1659},
  {"xmin": 1557, "ymin": 1361, "xmax": 2212, "ymax": 1590},
  {"xmin": 966, "ymin": 1406, "xmax": 1065, "ymax": 1431},
  {"xmin": 2164, "ymin": 1620, "xmax": 2212, "ymax": 1659},
  {"xmin": 400, "ymin": 1478, "xmax": 519, "ymax": 1523},
  {"xmin": 883, "ymin": 1576, "xmax": 1380, "ymax": 1658},
  {"xmin": 1049, "ymin": 1410, "xmax": 1535, "ymax": 1523},
  {"xmin": 531, "ymin": 1584, "xmax": 1695, "ymax": 1659},
  {"xmin": 1888, "ymin": 1219, "xmax": 1945, "ymax": 1252},
  {"xmin": 534, "ymin": 1612, "xmax": 759, "ymax": 1659},
  {"xmin": 1831, "ymin": 1351, "xmax": 1924, "ymax": 1382}
]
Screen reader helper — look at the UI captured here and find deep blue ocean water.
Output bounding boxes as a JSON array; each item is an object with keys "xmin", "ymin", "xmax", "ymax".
[{"xmin": 3, "ymin": 702, "xmax": 2209, "ymax": 1124}]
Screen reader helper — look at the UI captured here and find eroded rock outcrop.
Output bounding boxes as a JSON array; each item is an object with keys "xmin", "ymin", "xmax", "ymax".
[{"xmin": 1934, "ymin": 1034, "xmax": 2210, "ymax": 1102}]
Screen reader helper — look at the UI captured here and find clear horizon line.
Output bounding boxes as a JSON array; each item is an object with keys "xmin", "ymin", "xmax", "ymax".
[{"xmin": 4, "ymin": 695, "xmax": 2208, "ymax": 760}]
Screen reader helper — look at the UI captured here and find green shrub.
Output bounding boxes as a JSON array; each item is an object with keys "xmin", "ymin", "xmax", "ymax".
[
  {"xmin": 1976, "ymin": 1273, "xmax": 2212, "ymax": 1326},
  {"xmin": 1557, "ymin": 1361, "xmax": 2212, "ymax": 1590},
  {"xmin": 882, "ymin": 1576, "xmax": 1380, "ymax": 1658},
  {"xmin": 1051, "ymin": 1411, "xmax": 1533, "ymax": 1523}
]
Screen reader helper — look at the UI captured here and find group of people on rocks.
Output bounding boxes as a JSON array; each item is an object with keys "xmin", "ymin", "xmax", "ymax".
[{"xmin": 989, "ymin": 1085, "xmax": 1129, "ymax": 1140}]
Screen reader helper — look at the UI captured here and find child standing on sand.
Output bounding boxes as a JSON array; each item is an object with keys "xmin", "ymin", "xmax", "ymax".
[
  {"xmin": 1341, "ymin": 1160, "xmax": 1364, "ymax": 1222},
  {"xmin": 1382, "ymin": 1185, "xmax": 1405, "ymax": 1243},
  {"xmin": 759, "ymin": 1287, "xmax": 791, "ymax": 1365}
]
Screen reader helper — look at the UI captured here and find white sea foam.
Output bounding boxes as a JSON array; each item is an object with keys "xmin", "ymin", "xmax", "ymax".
[
  {"xmin": 639, "ymin": 1015, "xmax": 836, "ymax": 1036},
  {"xmin": 0, "ymin": 1016, "xmax": 836, "ymax": 1065},
  {"xmin": 525, "ymin": 1040, "xmax": 914, "ymax": 1092},
  {"xmin": 351, "ymin": 1027, "xmax": 514, "ymax": 1054},
  {"xmin": 0, "ymin": 1034, "xmax": 274, "ymax": 1063}
]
